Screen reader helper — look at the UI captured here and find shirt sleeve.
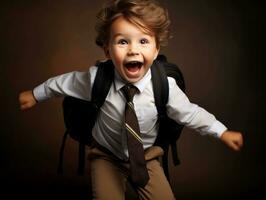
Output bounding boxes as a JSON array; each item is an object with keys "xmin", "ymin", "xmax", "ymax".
[
  {"xmin": 166, "ymin": 77, "xmax": 227, "ymax": 138},
  {"xmin": 33, "ymin": 66, "xmax": 98, "ymax": 102}
]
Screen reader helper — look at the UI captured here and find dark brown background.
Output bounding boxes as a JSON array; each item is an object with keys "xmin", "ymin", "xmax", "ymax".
[{"xmin": 1, "ymin": 0, "xmax": 265, "ymax": 199}]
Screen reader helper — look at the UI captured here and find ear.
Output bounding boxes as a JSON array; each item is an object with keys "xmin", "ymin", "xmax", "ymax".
[
  {"xmin": 154, "ymin": 47, "xmax": 160, "ymax": 60},
  {"xmin": 103, "ymin": 45, "xmax": 110, "ymax": 59}
]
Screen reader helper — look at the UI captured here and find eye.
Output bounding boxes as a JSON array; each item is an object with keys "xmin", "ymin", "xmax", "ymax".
[
  {"xmin": 140, "ymin": 38, "xmax": 149, "ymax": 44},
  {"xmin": 117, "ymin": 39, "xmax": 128, "ymax": 45}
]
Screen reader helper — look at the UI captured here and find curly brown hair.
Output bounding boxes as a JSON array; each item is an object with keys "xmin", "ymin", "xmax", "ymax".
[{"xmin": 95, "ymin": 0, "xmax": 171, "ymax": 49}]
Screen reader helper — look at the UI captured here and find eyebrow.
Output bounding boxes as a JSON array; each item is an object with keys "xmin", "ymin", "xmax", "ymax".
[
  {"xmin": 112, "ymin": 33, "xmax": 151, "ymax": 39},
  {"xmin": 112, "ymin": 33, "xmax": 124, "ymax": 38}
]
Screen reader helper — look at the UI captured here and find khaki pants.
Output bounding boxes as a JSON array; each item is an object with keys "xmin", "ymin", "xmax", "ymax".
[{"xmin": 87, "ymin": 144, "xmax": 175, "ymax": 200}]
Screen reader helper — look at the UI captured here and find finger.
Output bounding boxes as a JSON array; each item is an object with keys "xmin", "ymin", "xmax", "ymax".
[
  {"xmin": 238, "ymin": 135, "xmax": 244, "ymax": 147},
  {"xmin": 20, "ymin": 104, "xmax": 29, "ymax": 110},
  {"xmin": 235, "ymin": 140, "xmax": 243, "ymax": 148},
  {"xmin": 19, "ymin": 93, "xmax": 26, "ymax": 103},
  {"xmin": 20, "ymin": 102, "xmax": 31, "ymax": 110},
  {"xmin": 20, "ymin": 105, "xmax": 27, "ymax": 110},
  {"xmin": 234, "ymin": 134, "xmax": 243, "ymax": 148},
  {"xmin": 229, "ymin": 141, "xmax": 241, "ymax": 151}
]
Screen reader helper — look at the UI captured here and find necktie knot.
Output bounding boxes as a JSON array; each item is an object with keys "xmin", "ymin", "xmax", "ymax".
[{"xmin": 122, "ymin": 84, "xmax": 138, "ymax": 102}]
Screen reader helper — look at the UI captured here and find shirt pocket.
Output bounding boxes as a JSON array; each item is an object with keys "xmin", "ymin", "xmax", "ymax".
[{"xmin": 136, "ymin": 106, "xmax": 158, "ymax": 134}]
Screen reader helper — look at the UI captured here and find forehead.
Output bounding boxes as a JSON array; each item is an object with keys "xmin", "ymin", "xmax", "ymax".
[{"xmin": 110, "ymin": 16, "xmax": 154, "ymax": 37}]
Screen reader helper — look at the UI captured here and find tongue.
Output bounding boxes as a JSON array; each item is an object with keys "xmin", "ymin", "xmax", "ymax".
[
  {"xmin": 127, "ymin": 65, "xmax": 139, "ymax": 72},
  {"xmin": 125, "ymin": 62, "xmax": 142, "ymax": 72}
]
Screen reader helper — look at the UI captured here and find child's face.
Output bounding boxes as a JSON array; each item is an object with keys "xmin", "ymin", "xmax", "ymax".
[{"xmin": 106, "ymin": 16, "xmax": 159, "ymax": 83}]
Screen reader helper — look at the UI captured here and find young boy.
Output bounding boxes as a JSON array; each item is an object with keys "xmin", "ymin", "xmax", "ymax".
[{"xmin": 19, "ymin": 0, "xmax": 243, "ymax": 199}]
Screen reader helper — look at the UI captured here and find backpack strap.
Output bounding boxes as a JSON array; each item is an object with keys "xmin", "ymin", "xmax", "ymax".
[
  {"xmin": 151, "ymin": 59, "xmax": 169, "ymax": 115},
  {"xmin": 91, "ymin": 60, "xmax": 115, "ymax": 107},
  {"xmin": 57, "ymin": 129, "xmax": 69, "ymax": 174},
  {"xmin": 151, "ymin": 55, "xmax": 186, "ymax": 181},
  {"xmin": 159, "ymin": 57, "xmax": 185, "ymax": 167},
  {"xmin": 162, "ymin": 57, "xmax": 186, "ymax": 166},
  {"xmin": 76, "ymin": 60, "xmax": 114, "ymax": 174},
  {"xmin": 58, "ymin": 60, "xmax": 114, "ymax": 175},
  {"xmin": 151, "ymin": 59, "xmax": 171, "ymax": 179}
]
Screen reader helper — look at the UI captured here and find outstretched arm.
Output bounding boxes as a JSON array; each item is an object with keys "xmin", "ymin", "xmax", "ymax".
[
  {"xmin": 18, "ymin": 69, "xmax": 95, "ymax": 111},
  {"xmin": 19, "ymin": 90, "xmax": 37, "ymax": 110},
  {"xmin": 220, "ymin": 130, "xmax": 243, "ymax": 151}
]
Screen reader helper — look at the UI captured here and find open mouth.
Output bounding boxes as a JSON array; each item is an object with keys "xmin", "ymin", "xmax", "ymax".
[{"xmin": 124, "ymin": 61, "xmax": 143, "ymax": 72}]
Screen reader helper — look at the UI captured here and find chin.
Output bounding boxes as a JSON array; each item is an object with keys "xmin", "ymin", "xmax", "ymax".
[
  {"xmin": 124, "ymin": 77, "xmax": 141, "ymax": 83},
  {"xmin": 123, "ymin": 70, "xmax": 146, "ymax": 83}
]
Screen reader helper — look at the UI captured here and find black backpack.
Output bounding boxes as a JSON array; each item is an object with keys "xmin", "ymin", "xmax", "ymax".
[{"xmin": 58, "ymin": 55, "xmax": 185, "ymax": 181}]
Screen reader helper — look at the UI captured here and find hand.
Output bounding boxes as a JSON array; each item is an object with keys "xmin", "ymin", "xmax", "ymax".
[
  {"xmin": 220, "ymin": 130, "xmax": 243, "ymax": 151},
  {"xmin": 19, "ymin": 90, "xmax": 37, "ymax": 110}
]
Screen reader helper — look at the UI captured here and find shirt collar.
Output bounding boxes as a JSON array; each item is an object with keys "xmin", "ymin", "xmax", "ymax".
[{"xmin": 114, "ymin": 69, "xmax": 151, "ymax": 93}]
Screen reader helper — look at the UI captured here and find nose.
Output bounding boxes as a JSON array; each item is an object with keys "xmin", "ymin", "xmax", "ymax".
[{"xmin": 127, "ymin": 43, "xmax": 139, "ymax": 56}]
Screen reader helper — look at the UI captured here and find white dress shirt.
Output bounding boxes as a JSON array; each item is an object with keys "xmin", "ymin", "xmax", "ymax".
[{"xmin": 33, "ymin": 65, "xmax": 227, "ymax": 160}]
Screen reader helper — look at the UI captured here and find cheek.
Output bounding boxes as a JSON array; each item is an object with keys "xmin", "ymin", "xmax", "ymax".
[
  {"xmin": 144, "ymin": 47, "xmax": 159, "ymax": 59},
  {"xmin": 145, "ymin": 53, "xmax": 157, "ymax": 65},
  {"xmin": 112, "ymin": 55, "xmax": 123, "ymax": 66},
  {"xmin": 110, "ymin": 48, "xmax": 123, "ymax": 62}
]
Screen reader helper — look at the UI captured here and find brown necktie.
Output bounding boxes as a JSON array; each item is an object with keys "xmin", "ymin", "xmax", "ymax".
[{"xmin": 122, "ymin": 84, "xmax": 149, "ymax": 187}]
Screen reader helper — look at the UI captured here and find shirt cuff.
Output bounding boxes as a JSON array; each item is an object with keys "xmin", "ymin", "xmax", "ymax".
[
  {"xmin": 208, "ymin": 120, "xmax": 228, "ymax": 138},
  {"xmin": 33, "ymin": 83, "xmax": 49, "ymax": 102}
]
